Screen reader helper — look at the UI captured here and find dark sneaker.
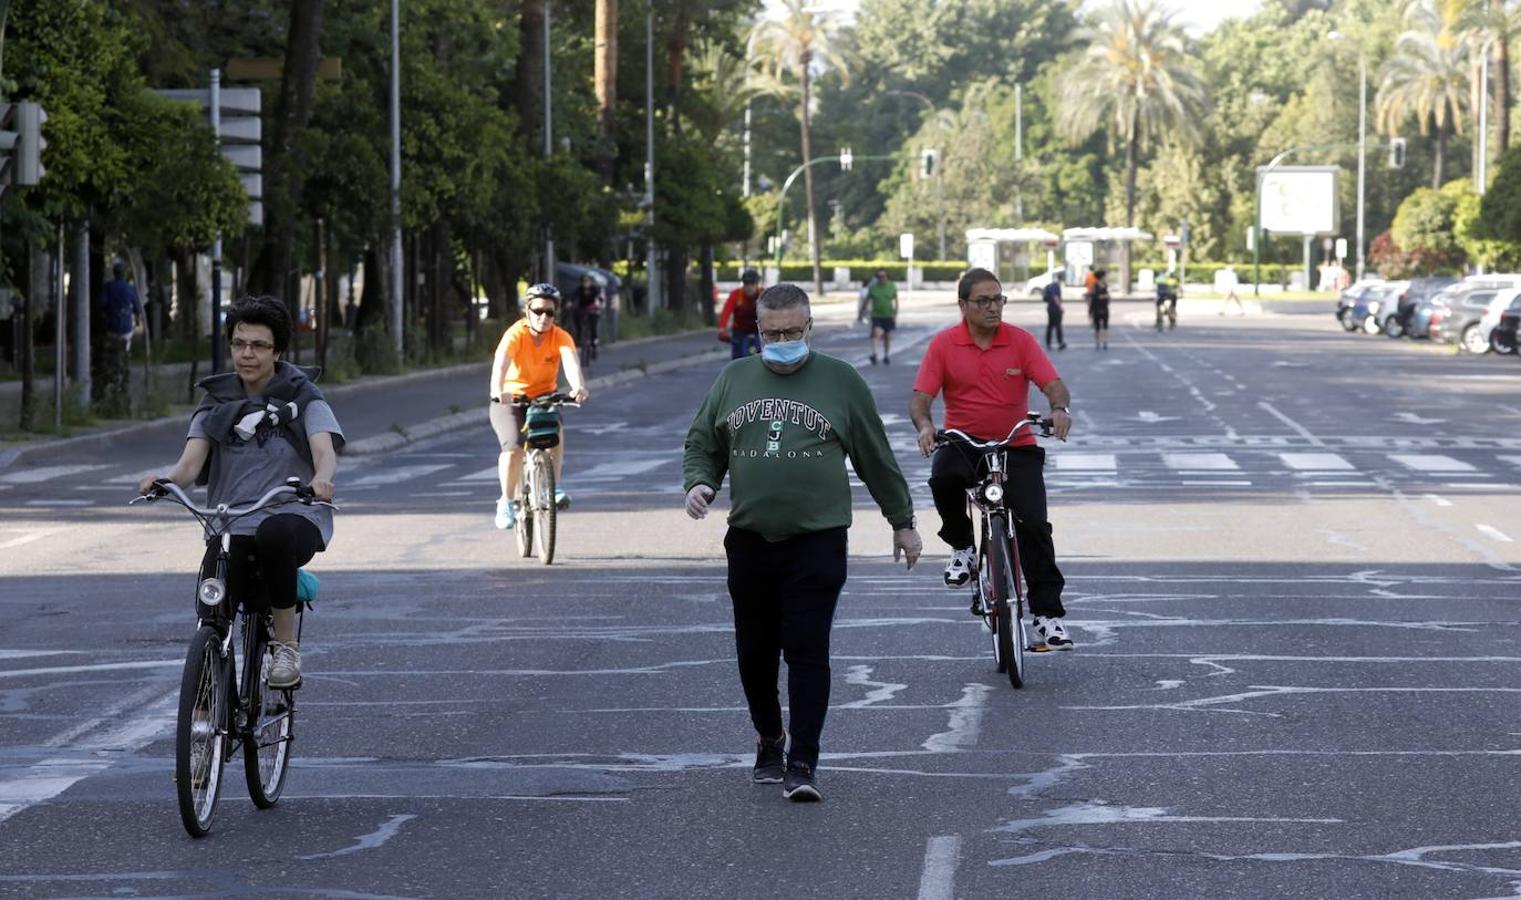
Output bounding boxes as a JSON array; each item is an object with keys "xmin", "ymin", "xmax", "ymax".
[
  {"xmin": 869, "ymin": 354, "xmax": 878, "ymax": 365},
  {"xmin": 752, "ymin": 736, "xmax": 785, "ymax": 784},
  {"xmin": 782, "ymin": 761, "xmax": 821, "ymax": 801},
  {"xmin": 1032, "ymin": 615, "xmax": 1075, "ymax": 650}
]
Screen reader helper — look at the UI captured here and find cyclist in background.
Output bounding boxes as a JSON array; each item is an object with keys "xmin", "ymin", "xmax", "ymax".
[
  {"xmin": 908, "ymin": 268, "xmax": 1075, "ymax": 650},
  {"xmin": 571, "ymin": 273, "xmax": 604, "ymax": 364},
  {"xmin": 1087, "ymin": 269, "xmax": 1111, "ymax": 351},
  {"xmin": 1155, "ymin": 268, "xmax": 1178, "ymax": 332},
  {"xmin": 718, "ymin": 268, "xmax": 763, "ymax": 359},
  {"xmin": 489, "ymin": 284, "xmax": 590, "ymax": 530}
]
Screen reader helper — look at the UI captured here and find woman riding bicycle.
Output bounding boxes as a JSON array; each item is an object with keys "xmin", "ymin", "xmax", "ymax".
[
  {"xmin": 489, "ymin": 284, "xmax": 590, "ymax": 530},
  {"xmin": 138, "ymin": 295, "xmax": 344, "ymax": 689}
]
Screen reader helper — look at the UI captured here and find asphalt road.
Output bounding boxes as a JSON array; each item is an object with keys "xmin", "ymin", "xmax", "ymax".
[{"xmin": 3, "ymin": 295, "xmax": 1520, "ymax": 899}]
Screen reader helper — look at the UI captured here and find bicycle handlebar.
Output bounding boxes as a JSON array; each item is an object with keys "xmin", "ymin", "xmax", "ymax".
[
  {"xmin": 490, "ymin": 392, "xmax": 582, "ymax": 408},
  {"xmin": 131, "ymin": 478, "xmax": 337, "ymax": 522},
  {"xmin": 935, "ymin": 413, "xmax": 1053, "ymax": 450}
]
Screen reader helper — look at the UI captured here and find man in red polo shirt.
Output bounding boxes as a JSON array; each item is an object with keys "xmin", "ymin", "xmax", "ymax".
[{"xmin": 908, "ymin": 268, "xmax": 1076, "ymax": 649}]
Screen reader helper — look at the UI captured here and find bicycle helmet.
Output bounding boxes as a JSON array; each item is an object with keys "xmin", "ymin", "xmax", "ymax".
[{"xmin": 526, "ymin": 283, "xmax": 562, "ymax": 304}]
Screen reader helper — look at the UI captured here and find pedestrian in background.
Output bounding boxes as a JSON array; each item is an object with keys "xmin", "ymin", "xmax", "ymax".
[
  {"xmin": 1042, "ymin": 272, "xmax": 1066, "ymax": 350},
  {"xmin": 718, "ymin": 268, "xmax": 763, "ymax": 359},
  {"xmin": 1087, "ymin": 269, "xmax": 1111, "ymax": 350},
  {"xmin": 684, "ymin": 282, "xmax": 922, "ymax": 802},
  {"xmin": 1219, "ymin": 264, "xmax": 1245, "ymax": 316},
  {"xmin": 862, "ymin": 267, "xmax": 898, "ymax": 365},
  {"xmin": 101, "ymin": 260, "xmax": 143, "ymax": 353}
]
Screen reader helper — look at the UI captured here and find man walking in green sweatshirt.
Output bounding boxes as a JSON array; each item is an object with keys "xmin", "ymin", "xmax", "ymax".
[{"xmin": 683, "ymin": 283, "xmax": 922, "ymax": 802}]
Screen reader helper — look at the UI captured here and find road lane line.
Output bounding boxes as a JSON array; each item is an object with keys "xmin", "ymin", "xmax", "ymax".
[
  {"xmin": 1053, "ymin": 453, "xmax": 1117, "ymax": 471},
  {"xmin": 1389, "ymin": 453, "xmax": 1476, "ymax": 473},
  {"xmin": 922, "ymin": 684, "xmax": 989, "ymax": 752},
  {"xmin": 0, "ymin": 659, "xmax": 179, "ymax": 680},
  {"xmin": 1257, "ymin": 402, "xmax": 1325, "ymax": 447},
  {"xmin": 1476, "ymin": 525, "xmax": 1513, "ymax": 542},
  {"xmin": 916, "ymin": 835, "xmax": 963, "ymax": 900},
  {"xmin": 1423, "ymin": 494, "xmax": 1453, "ymax": 507},
  {"xmin": 348, "ymin": 464, "xmax": 453, "ymax": 487},
  {"xmin": 1281, "ymin": 452, "xmax": 1355, "ymax": 471},
  {"xmin": 0, "ymin": 528, "xmax": 62, "ymax": 551},
  {"xmin": 0, "ymin": 464, "xmax": 108, "ymax": 484}
]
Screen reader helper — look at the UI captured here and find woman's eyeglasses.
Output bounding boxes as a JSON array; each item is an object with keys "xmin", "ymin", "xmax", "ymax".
[{"xmin": 229, "ymin": 339, "xmax": 276, "ymax": 353}]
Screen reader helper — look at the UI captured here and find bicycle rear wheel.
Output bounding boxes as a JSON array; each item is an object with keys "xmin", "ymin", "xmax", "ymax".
[
  {"xmin": 988, "ymin": 527, "xmax": 1024, "ymax": 689},
  {"xmin": 532, "ymin": 452, "xmax": 557, "ymax": 565},
  {"xmin": 176, "ymin": 625, "xmax": 229, "ymax": 837},
  {"xmin": 515, "ymin": 464, "xmax": 534, "ymax": 558},
  {"xmin": 243, "ymin": 617, "xmax": 294, "ymax": 808}
]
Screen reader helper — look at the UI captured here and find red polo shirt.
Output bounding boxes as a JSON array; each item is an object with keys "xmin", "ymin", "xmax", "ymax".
[{"xmin": 912, "ymin": 321, "xmax": 1060, "ymax": 446}]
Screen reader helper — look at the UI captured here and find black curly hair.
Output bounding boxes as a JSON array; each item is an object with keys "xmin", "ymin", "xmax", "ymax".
[{"xmin": 224, "ymin": 295, "xmax": 292, "ymax": 353}]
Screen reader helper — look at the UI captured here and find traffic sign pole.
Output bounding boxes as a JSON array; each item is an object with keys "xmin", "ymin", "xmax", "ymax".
[{"xmin": 211, "ymin": 69, "xmax": 224, "ymax": 375}]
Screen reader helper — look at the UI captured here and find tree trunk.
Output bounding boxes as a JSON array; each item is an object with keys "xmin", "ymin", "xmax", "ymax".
[
  {"xmin": 664, "ymin": 246, "xmax": 689, "ymax": 315},
  {"xmin": 1122, "ymin": 127, "xmax": 1137, "ymax": 295},
  {"xmin": 1434, "ymin": 127, "xmax": 1445, "ymax": 188},
  {"xmin": 1472, "ymin": 55, "xmax": 1484, "ymax": 178},
  {"xmin": 249, "ymin": 0, "xmax": 327, "ymax": 302},
  {"xmin": 800, "ymin": 52, "xmax": 823, "ymax": 297},
  {"xmin": 18, "ymin": 244, "xmax": 37, "ymax": 431},
  {"xmin": 356, "ymin": 244, "xmax": 385, "ymax": 333},
  {"xmin": 517, "ymin": 0, "xmax": 546, "ymax": 150},
  {"xmin": 1494, "ymin": 12, "xmax": 1510, "ymax": 157},
  {"xmin": 594, "ymin": 0, "xmax": 618, "ymax": 184},
  {"xmin": 665, "ymin": 3, "xmax": 688, "ymax": 120},
  {"xmin": 699, "ymin": 243, "xmax": 716, "ymax": 327}
]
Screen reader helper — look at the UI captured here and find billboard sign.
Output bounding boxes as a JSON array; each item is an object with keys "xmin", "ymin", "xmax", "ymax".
[{"xmin": 1258, "ymin": 165, "xmax": 1338, "ymax": 235}]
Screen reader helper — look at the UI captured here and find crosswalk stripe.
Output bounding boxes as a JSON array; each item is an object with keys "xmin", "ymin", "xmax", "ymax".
[
  {"xmin": 348, "ymin": 464, "xmax": 453, "ymax": 487},
  {"xmin": 0, "ymin": 465, "xmax": 108, "ymax": 484},
  {"xmin": 1053, "ymin": 453, "xmax": 1117, "ymax": 471},
  {"xmin": 1500, "ymin": 455, "xmax": 1521, "ymax": 469},
  {"xmin": 1280, "ymin": 452, "xmax": 1355, "ymax": 471},
  {"xmin": 575, "ymin": 459, "xmax": 668, "ymax": 481},
  {"xmin": 454, "ymin": 466, "xmax": 501, "ymax": 483},
  {"xmin": 1388, "ymin": 453, "xmax": 1475, "ymax": 473},
  {"xmin": 1162, "ymin": 453, "xmax": 1238, "ymax": 471}
]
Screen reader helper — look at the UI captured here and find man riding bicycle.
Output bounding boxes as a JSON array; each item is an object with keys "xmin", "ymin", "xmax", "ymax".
[
  {"xmin": 908, "ymin": 267, "xmax": 1076, "ymax": 649},
  {"xmin": 489, "ymin": 284, "xmax": 590, "ymax": 530}
]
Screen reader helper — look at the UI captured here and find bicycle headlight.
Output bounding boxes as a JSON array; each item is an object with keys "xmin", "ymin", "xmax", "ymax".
[
  {"xmin": 197, "ymin": 577, "xmax": 227, "ymax": 608},
  {"xmin": 983, "ymin": 484, "xmax": 1005, "ymax": 504}
]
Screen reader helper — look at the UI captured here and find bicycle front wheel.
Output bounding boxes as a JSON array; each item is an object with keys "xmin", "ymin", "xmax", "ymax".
[
  {"xmin": 532, "ymin": 452, "xmax": 557, "ymax": 565},
  {"xmin": 988, "ymin": 528, "xmax": 1024, "ymax": 689},
  {"xmin": 244, "ymin": 620, "xmax": 295, "ymax": 808},
  {"xmin": 176, "ymin": 625, "xmax": 229, "ymax": 837}
]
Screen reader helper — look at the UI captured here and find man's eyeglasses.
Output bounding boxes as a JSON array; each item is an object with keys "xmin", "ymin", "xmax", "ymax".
[
  {"xmin": 527, "ymin": 306, "xmax": 557, "ymax": 318},
  {"xmin": 229, "ymin": 339, "xmax": 276, "ymax": 354},
  {"xmin": 965, "ymin": 295, "xmax": 1007, "ymax": 309},
  {"xmin": 760, "ymin": 321, "xmax": 810, "ymax": 343}
]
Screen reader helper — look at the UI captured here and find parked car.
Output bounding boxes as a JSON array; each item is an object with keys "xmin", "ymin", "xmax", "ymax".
[
  {"xmin": 1491, "ymin": 306, "xmax": 1520, "ymax": 355},
  {"xmin": 1432, "ymin": 285, "xmax": 1503, "ymax": 352},
  {"xmin": 1351, "ymin": 281, "xmax": 1407, "ymax": 334},
  {"xmin": 1024, "ymin": 267, "xmax": 1064, "ymax": 297},
  {"xmin": 1415, "ymin": 281, "xmax": 1507, "ymax": 340},
  {"xmin": 1390, "ymin": 275, "xmax": 1458, "ymax": 336},
  {"xmin": 1337, "ymin": 278, "xmax": 1383, "ymax": 328},
  {"xmin": 1481, "ymin": 289, "xmax": 1521, "ymax": 354}
]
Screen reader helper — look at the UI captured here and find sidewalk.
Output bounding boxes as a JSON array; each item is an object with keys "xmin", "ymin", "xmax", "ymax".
[{"xmin": 0, "ymin": 327, "xmax": 728, "ymax": 469}]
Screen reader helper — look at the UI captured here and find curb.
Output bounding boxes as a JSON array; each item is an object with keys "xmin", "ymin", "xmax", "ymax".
[{"xmin": 341, "ymin": 347, "xmax": 731, "ymax": 456}]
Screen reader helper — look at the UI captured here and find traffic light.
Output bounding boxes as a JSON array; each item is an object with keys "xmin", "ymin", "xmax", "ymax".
[
  {"xmin": 0, "ymin": 101, "xmax": 48, "ymax": 187},
  {"xmin": 921, "ymin": 148, "xmax": 938, "ymax": 178},
  {"xmin": 1389, "ymin": 137, "xmax": 1406, "ymax": 169}
]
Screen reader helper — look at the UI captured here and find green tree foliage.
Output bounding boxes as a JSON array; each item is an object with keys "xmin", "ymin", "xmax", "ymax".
[
  {"xmin": 1475, "ymin": 146, "xmax": 1521, "ymax": 245},
  {"xmin": 1390, "ymin": 184, "xmax": 1462, "ymax": 272}
]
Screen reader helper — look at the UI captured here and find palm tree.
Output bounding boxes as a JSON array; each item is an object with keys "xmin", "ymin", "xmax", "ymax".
[
  {"xmin": 1378, "ymin": 1, "xmax": 1469, "ymax": 187},
  {"xmin": 1436, "ymin": 0, "xmax": 1517, "ymax": 175},
  {"xmin": 750, "ymin": 1, "xmax": 846, "ymax": 297},
  {"xmin": 1054, "ymin": 0, "xmax": 1206, "ymax": 292}
]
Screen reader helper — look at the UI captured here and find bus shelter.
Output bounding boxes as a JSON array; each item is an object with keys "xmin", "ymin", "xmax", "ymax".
[{"xmin": 964, "ymin": 228, "xmax": 1062, "ymax": 286}]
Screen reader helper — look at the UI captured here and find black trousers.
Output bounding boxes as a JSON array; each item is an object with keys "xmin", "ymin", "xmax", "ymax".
[
  {"xmin": 928, "ymin": 444, "xmax": 1066, "ymax": 617},
  {"xmin": 1045, "ymin": 308, "xmax": 1065, "ymax": 347},
  {"xmin": 724, "ymin": 526, "xmax": 849, "ymax": 770},
  {"xmin": 200, "ymin": 514, "xmax": 322, "ymax": 611}
]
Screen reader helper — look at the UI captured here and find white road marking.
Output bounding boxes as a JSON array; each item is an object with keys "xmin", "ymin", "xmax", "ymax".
[
  {"xmin": 1306, "ymin": 481, "xmax": 1376, "ymax": 488},
  {"xmin": 574, "ymin": 458, "xmax": 668, "ymax": 481},
  {"xmin": 1476, "ymin": 525, "xmax": 1514, "ymax": 542},
  {"xmin": 1423, "ymin": 494, "xmax": 1453, "ymax": 507},
  {"xmin": 1053, "ymin": 453, "xmax": 1117, "ymax": 471},
  {"xmin": 1257, "ymin": 401, "xmax": 1325, "ymax": 447},
  {"xmin": 297, "ymin": 814, "xmax": 419, "ymax": 860},
  {"xmin": 0, "ymin": 528, "xmax": 62, "ymax": 551},
  {"xmin": 916, "ymin": 835, "xmax": 963, "ymax": 900},
  {"xmin": 1389, "ymin": 453, "xmax": 1476, "ymax": 473},
  {"xmin": 0, "ymin": 659, "xmax": 179, "ymax": 680},
  {"xmin": 1163, "ymin": 453, "xmax": 1238, "ymax": 471},
  {"xmin": 348, "ymin": 464, "xmax": 453, "ymax": 487},
  {"xmin": 1280, "ymin": 452, "xmax": 1355, "ymax": 471},
  {"xmin": 0, "ymin": 464, "xmax": 108, "ymax": 484},
  {"xmin": 1501, "ymin": 455, "xmax": 1521, "ymax": 468},
  {"xmin": 922, "ymin": 684, "xmax": 989, "ymax": 752},
  {"xmin": 23, "ymin": 500, "xmax": 93, "ymax": 507},
  {"xmin": 1182, "ymin": 480, "xmax": 1253, "ymax": 486},
  {"xmin": 102, "ymin": 467, "xmax": 169, "ymax": 485}
]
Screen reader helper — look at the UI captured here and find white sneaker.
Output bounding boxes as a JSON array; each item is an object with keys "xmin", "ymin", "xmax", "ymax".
[
  {"xmin": 943, "ymin": 547, "xmax": 976, "ymax": 588},
  {"xmin": 494, "ymin": 498, "xmax": 517, "ymax": 530},
  {"xmin": 268, "ymin": 641, "xmax": 302, "ymax": 688},
  {"xmin": 1032, "ymin": 616, "xmax": 1074, "ymax": 650}
]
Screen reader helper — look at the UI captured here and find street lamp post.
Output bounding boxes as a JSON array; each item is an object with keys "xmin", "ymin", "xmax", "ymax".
[
  {"xmin": 542, "ymin": 0, "xmax": 555, "ymax": 283},
  {"xmin": 389, "ymin": 0, "xmax": 403, "ymax": 355},
  {"xmin": 1327, "ymin": 31, "xmax": 1367, "ymax": 282}
]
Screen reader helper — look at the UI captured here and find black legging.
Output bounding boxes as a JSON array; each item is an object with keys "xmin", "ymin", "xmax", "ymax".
[
  {"xmin": 725, "ymin": 526, "xmax": 849, "ymax": 770},
  {"xmin": 1046, "ymin": 309, "xmax": 1065, "ymax": 348},
  {"xmin": 200, "ymin": 514, "xmax": 322, "ymax": 610}
]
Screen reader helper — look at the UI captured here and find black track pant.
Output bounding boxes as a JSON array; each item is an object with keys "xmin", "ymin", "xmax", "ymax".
[
  {"xmin": 200, "ymin": 514, "xmax": 322, "ymax": 610},
  {"xmin": 724, "ymin": 526, "xmax": 848, "ymax": 770},
  {"xmin": 928, "ymin": 444, "xmax": 1066, "ymax": 618},
  {"xmin": 1046, "ymin": 309, "xmax": 1065, "ymax": 348}
]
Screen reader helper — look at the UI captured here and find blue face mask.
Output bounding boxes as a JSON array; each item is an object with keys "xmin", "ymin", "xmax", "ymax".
[{"xmin": 761, "ymin": 339, "xmax": 810, "ymax": 366}]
